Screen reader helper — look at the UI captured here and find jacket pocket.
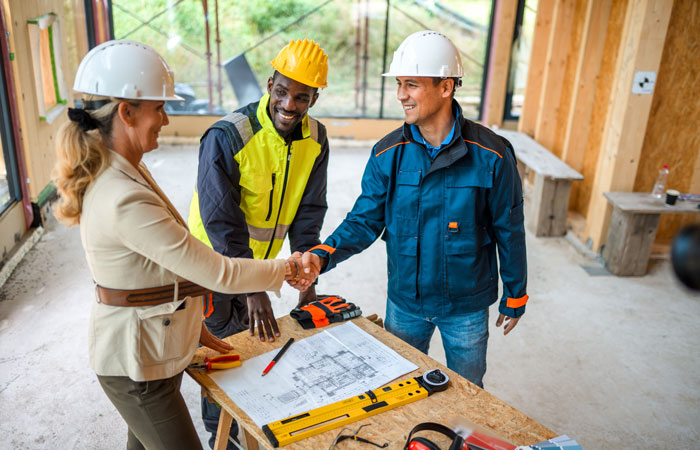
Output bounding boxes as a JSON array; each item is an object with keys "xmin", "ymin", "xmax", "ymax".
[
  {"xmin": 392, "ymin": 170, "xmax": 422, "ymax": 219},
  {"xmin": 238, "ymin": 172, "xmax": 273, "ymax": 219},
  {"xmin": 444, "ymin": 228, "xmax": 495, "ymax": 299},
  {"xmin": 386, "ymin": 228, "xmax": 418, "ymax": 299},
  {"xmin": 445, "ymin": 166, "xmax": 492, "ymax": 224},
  {"xmin": 135, "ymin": 300, "xmax": 189, "ymax": 365}
]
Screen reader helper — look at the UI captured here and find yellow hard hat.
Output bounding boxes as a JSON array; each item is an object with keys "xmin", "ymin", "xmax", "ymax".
[{"xmin": 270, "ymin": 39, "xmax": 328, "ymax": 88}]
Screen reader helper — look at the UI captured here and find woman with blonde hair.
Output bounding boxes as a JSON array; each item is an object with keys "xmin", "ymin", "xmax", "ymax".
[{"xmin": 53, "ymin": 40, "xmax": 310, "ymax": 450}]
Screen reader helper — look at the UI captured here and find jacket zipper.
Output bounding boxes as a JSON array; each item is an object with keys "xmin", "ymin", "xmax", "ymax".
[
  {"xmin": 264, "ymin": 143, "xmax": 292, "ymax": 259},
  {"xmin": 265, "ymin": 173, "xmax": 276, "ymax": 221}
]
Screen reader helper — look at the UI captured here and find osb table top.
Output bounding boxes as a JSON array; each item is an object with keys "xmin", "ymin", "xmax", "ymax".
[{"xmin": 188, "ymin": 315, "xmax": 556, "ymax": 449}]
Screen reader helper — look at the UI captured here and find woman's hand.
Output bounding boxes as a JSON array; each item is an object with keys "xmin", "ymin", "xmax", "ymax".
[{"xmin": 199, "ymin": 322, "xmax": 233, "ymax": 353}]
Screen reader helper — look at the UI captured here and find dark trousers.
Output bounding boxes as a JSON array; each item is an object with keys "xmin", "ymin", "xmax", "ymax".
[
  {"xmin": 98, "ymin": 372, "xmax": 202, "ymax": 450},
  {"xmin": 201, "ymin": 293, "xmax": 248, "ymax": 450}
]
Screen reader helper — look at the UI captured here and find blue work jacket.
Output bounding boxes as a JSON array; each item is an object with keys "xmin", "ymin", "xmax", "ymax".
[{"xmin": 311, "ymin": 102, "xmax": 528, "ymax": 318}]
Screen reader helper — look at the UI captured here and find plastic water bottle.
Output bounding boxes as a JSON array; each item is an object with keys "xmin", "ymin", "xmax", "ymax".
[{"xmin": 651, "ymin": 164, "xmax": 669, "ymax": 198}]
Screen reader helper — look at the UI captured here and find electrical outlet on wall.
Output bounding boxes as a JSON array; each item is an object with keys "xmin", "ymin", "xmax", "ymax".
[{"xmin": 632, "ymin": 71, "xmax": 656, "ymax": 94}]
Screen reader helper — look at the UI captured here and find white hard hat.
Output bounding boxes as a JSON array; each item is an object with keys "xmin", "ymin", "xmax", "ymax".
[
  {"xmin": 73, "ymin": 40, "xmax": 183, "ymax": 101},
  {"xmin": 383, "ymin": 30, "xmax": 463, "ymax": 78}
]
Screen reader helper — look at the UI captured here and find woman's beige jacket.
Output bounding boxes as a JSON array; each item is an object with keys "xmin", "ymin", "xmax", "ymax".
[{"xmin": 80, "ymin": 151, "xmax": 285, "ymax": 381}]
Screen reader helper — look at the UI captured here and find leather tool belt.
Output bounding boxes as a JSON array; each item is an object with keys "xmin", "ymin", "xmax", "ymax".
[{"xmin": 95, "ymin": 280, "xmax": 213, "ymax": 307}]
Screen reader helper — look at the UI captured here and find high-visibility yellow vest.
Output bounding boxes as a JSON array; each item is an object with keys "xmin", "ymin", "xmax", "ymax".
[{"xmin": 188, "ymin": 94, "xmax": 323, "ymax": 259}]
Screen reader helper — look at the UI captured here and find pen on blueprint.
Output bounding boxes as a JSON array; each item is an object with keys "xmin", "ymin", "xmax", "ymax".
[{"xmin": 262, "ymin": 337, "xmax": 294, "ymax": 376}]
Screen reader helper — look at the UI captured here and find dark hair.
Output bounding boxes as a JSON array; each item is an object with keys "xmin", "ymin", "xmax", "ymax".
[{"xmin": 432, "ymin": 77, "xmax": 460, "ymax": 97}]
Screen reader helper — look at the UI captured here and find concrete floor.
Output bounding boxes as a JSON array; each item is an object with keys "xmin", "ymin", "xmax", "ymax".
[{"xmin": 1, "ymin": 140, "xmax": 699, "ymax": 449}]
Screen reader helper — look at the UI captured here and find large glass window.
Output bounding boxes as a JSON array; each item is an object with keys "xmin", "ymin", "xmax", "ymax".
[{"xmin": 111, "ymin": 0, "xmax": 494, "ymax": 119}]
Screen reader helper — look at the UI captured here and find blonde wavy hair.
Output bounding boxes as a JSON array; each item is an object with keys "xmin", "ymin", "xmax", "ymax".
[{"xmin": 53, "ymin": 96, "xmax": 120, "ymax": 226}]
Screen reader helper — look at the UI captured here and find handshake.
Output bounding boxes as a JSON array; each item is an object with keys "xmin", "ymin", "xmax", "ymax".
[{"xmin": 284, "ymin": 251, "xmax": 325, "ymax": 291}]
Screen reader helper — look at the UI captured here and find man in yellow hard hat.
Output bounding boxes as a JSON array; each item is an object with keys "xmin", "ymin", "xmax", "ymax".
[{"xmin": 187, "ymin": 38, "xmax": 329, "ymax": 448}]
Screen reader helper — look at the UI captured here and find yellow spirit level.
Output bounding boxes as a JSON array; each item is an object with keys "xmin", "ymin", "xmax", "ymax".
[{"xmin": 262, "ymin": 369, "xmax": 449, "ymax": 447}]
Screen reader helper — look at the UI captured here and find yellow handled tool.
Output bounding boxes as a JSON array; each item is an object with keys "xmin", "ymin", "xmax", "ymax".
[{"xmin": 262, "ymin": 369, "xmax": 449, "ymax": 447}]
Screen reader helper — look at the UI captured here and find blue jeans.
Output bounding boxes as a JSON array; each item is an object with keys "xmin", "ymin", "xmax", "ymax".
[{"xmin": 384, "ymin": 300, "xmax": 489, "ymax": 388}]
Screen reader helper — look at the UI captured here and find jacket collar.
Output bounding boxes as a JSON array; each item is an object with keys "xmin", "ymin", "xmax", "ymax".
[
  {"xmin": 402, "ymin": 100, "xmax": 469, "ymax": 175},
  {"xmin": 256, "ymin": 93, "xmax": 311, "ymax": 143},
  {"xmin": 109, "ymin": 150, "xmax": 150, "ymax": 188}
]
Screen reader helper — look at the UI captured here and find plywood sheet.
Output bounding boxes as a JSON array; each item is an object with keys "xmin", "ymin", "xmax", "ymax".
[
  {"xmin": 632, "ymin": 0, "xmax": 700, "ymax": 241},
  {"xmin": 189, "ymin": 316, "xmax": 556, "ymax": 449}
]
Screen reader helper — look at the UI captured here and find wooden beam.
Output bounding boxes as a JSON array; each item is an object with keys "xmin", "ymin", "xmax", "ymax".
[
  {"xmin": 560, "ymin": 0, "xmax": 612, "ymax": 172},
  {"xmin": 518, "ymin": 0, "xmax": 555, "ymax": 136},
  {"xmin": 584, "ymin": 0, "xmax": 674, "ymax": 251},
  {"xmin": 533, "ymin": 0, "xmax": 576, "ymax": 150},
  {"xmin": 481, "ymin": 0, "xmax": 519, "ymax": 127}
]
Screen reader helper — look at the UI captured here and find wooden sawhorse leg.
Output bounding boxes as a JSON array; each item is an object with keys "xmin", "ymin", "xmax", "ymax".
[{"xmin": 214, "ymin": 408, "xmax": 260, "ymax": 450}]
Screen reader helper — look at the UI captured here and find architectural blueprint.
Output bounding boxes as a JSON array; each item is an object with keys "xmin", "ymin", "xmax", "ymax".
[{"xmin": 208, "ymin": 321, "xmax": 418, "ymax": 427}]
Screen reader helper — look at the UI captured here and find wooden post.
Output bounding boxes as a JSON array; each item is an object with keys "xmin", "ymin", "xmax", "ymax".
[
  {"xmin": 518, "ymin": 0, "xmax": 555, "ymax": 136},
  {"xmin": 602, "ymin": 207, "xmax": 660, "ymax": 275},
  {"xmin": 584, "ymin": 0, "xmax": 674, "ymax": 251},
  {"xmin": 533, "ymin": 0, "xmax": 576, "ymax": 150},
  {"xmin": 481, "ymin": 0, "xmax": 519, "ymax": 127},
  {"xmin": 560, "ymin": 0, "xmax": 612, "ymax": 172},
  {"xmin": 529, "ymin": 175, "xmax": 573, "ymax": 236}
]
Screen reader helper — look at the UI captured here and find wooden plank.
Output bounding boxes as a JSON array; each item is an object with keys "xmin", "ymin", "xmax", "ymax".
[
  {"xmin": 604, "ymin": 192, "xmax": 700, "ymax": 214},
  {"xmin": 481, "ymin": 0, "xmax": 519, "ymax": 127},
  {"xmin": 568, "ymin": 0, "xmax": 628, "ymax": 216},
  {"xmin": 560, "ymin": 0, "xmax": 613, "ymax": 172},
  {"xmin": 518, "ymin": 0, "xmax": 555, "ymax": 136},
  {"xmin": 187, "ymin": 316, "xmax": 556, "ymax": 449},
  {"xmin": 533, "ymin": 0, "xmax": 576, "ymax": 150},
  {"xmin": 583, "ymin": 0, "xmax": 674, "ymax": 251},
  {"xmin": 602, "ymin": 206, "xmax": 660, "ymax": 276},
  {"xmin": 630, "ymin": 0, "xmax": 700, "ymax": 241},
  {"xmin": 551, "ymin": 0, "xmax": 590, "ymax": 159},
  {"xmin": 494, "ymin": 129, "xmax": 583, "ymax": 179}
]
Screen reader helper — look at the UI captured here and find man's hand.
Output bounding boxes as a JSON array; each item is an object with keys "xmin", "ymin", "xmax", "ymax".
[
  {"xmin": 296, "ymin": 284, "xmax": 317, "ymax": 309},
  {"xmin": 301, "ymin": 251, "xmax": 325, "ymax": 278},
  {"xmin": 199, "ymin": 322, "xmax": 233, "ymax": 353},
  {"xmin": 286, "ymin": 252, "xmax": 318, "ymax": 291},
  {"xmin": 247, "ymin": 292, "xmax": 280, "ymax": 342},
  {"xmin": 495, "ymin": 314, "xmax": 520, "ymax": 335}
]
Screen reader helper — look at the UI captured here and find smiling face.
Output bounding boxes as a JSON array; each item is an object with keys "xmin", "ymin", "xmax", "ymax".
[
  {"xmin": 130, "ymin": 100, "xmax": 169, "ymax": 154},
  {"xmin": 267, "ymin": 72, "xmax": 319, "ymax": 138},
  {"xmin": 396, "ymin": 76, "xmax": 453, "ymax": 128}
]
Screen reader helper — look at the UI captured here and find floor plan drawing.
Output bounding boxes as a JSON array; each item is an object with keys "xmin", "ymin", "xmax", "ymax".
[{"xmin": 208, "ymin": 321, "xmax": 418, "ymax": 427}]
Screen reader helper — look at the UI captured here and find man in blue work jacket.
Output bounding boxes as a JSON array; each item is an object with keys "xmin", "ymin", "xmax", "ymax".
[{"xmin": 301, "ymin": 31, "xmax": 528, "ymax": 388}]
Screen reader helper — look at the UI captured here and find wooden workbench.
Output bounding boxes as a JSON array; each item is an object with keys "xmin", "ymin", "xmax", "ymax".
[
  {"xmin": 187, "ymin": 316, "xmax": 555, "ymax": 449},
  {"xmin": 603, "ymin": 192, "xmax": 700, "ymax": 276}
]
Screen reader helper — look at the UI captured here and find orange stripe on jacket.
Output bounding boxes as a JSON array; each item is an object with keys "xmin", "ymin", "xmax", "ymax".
[
  {"xmin": 309, "ymin": 244, "xmax": 336, "ymax": 254},
  {"xmin": 464, "ymin": 139, "xmax": 503, "ymax": 158},
  {"xmin": 375, "ymin": 141, "xmax": 409, "ymax": 157},
  {"xmin": 506, "ymin": 294, "xmax": 529, "ymax": 308}
]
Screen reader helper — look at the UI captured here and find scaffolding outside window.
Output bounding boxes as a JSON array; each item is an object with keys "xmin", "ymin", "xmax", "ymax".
[
  {"xmin": 27, "ymin": 13, "xmax": 68, "ymax": 123},
  {"xmin": 110, "ymin": 0, "xmax": 494, "ymax": 120}
]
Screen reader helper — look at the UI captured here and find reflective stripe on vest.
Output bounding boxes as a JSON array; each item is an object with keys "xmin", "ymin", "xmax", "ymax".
[{"xmin": 188, "ymin": 94, "xmax": 321, "ymax": 260}]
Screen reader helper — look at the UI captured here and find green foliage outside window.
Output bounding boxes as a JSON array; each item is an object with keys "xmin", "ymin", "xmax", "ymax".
[{"xmin": 112, "ymin": 0, "xmax": 493, "ymax": 119}]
